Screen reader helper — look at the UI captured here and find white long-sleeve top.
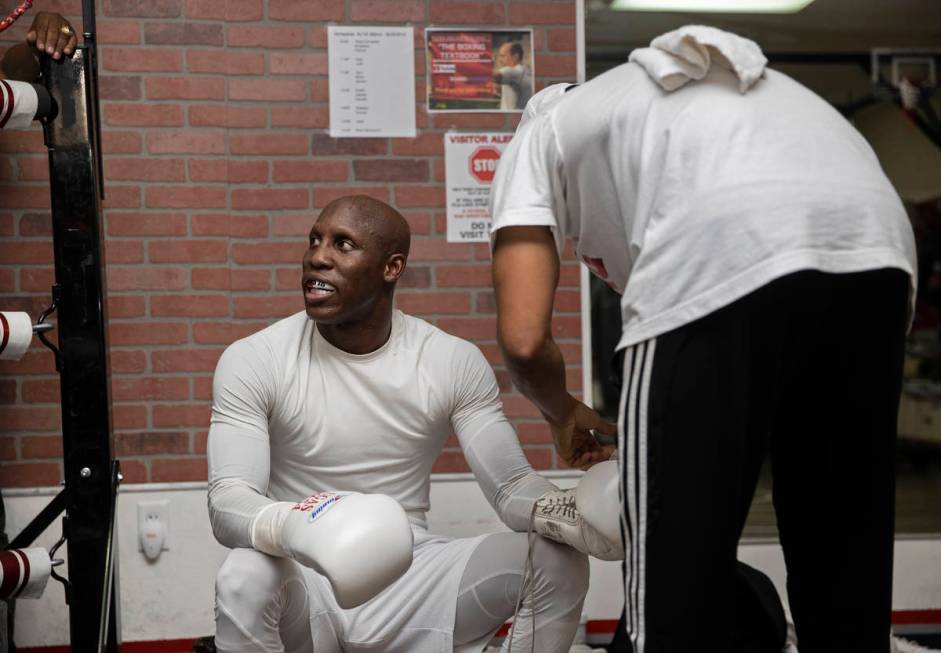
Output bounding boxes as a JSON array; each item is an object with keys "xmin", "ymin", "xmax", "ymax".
[
  {"xmin": 0, "ymin": 79, "xmax": 38, "ymax": 130},
  {"xmin": 207, "ymin": 310, "xmax": 554, "ymax": 549}
]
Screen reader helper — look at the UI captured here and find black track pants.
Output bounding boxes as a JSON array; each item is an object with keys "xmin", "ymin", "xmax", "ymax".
[{"xmin": 617, "ymin": 269, "xmax": 909, "ymax": 653}]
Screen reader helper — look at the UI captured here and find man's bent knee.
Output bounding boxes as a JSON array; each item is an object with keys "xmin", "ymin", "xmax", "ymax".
[
  {"xmin": 532, "ymin": 537, "xmax": 590, "ymax": 601},
  {"xmin": 216, "ymin": 548, "xmax": 293, "ymax": 614}
]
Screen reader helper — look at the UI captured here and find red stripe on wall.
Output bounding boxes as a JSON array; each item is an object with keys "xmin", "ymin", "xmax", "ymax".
[
  {"xmin": 893, "ymin": 609, "xmax": 941, "ymax": 625},
  {"xmin": 17, "ymin": 613, "xmax": 941, "ymax": 652},
  {"xmin": 586, "ymin": 619, "xmax": 622, "ymax": 634}
]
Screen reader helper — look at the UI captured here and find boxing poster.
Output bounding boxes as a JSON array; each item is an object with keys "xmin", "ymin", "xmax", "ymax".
[
  {"xmin": 426, "ymin": 28, "xmax": 534, "ymax": 113},
  {"xmin": 445, "ymin": 131, "xmax": 513, "ymax": 242}
]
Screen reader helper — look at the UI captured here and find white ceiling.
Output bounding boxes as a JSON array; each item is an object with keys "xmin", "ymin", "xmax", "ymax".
[{"xmin": 587, "ymin": 0, "xmax": 941, "ymax": 54}]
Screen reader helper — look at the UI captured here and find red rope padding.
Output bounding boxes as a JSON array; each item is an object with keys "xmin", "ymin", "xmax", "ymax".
[{"xmin": 0, "ymin": 0, "xmax": 33, "ymax": 34}]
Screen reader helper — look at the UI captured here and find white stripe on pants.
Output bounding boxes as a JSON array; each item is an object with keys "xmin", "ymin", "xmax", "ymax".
[{"xmin": 617, "ymin": 339, "xmax": 656, "ymax": 653}]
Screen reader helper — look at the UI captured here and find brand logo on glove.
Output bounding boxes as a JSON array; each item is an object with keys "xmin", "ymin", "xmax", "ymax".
[{"xmin": 292, "ymin": 492, "xmax": 345, "ymax": 523}]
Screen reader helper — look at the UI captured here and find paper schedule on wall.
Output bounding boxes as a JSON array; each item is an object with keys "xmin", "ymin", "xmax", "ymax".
[{"xmin": 328, "ymin": 26, "xmax": 416, "ymax": 138}]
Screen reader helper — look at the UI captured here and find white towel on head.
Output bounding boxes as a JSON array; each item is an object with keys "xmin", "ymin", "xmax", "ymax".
[
  {"xmin": 629, "ymin": 47, "xmax": 707, "ymax": 92},
  {"xmin": 629, "ymin": 25, "xmax": 767, "ymax": 93}
]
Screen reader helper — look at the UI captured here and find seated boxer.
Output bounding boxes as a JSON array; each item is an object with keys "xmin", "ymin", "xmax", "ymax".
[{"xmin": 207, "ymin": 195, "xmax": 621, "ymax": 653}]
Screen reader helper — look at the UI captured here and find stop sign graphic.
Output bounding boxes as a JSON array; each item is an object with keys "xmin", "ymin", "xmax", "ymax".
[{"xmin": 468, "ymin": 146, "xmax": 501, "ymax": 184}]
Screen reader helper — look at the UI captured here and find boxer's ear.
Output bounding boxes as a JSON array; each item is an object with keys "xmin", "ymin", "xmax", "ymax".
[{"xmin": 384, "ymin": 253, "xmax": 406, "ymax": 284}]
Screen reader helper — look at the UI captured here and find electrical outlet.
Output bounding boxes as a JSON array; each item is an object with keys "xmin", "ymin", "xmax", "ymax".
[{"xmin": 137, "ymin": 500, "xmax": 170, "ymax": 552}]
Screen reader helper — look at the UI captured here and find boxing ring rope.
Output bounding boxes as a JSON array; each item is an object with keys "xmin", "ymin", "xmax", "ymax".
[{"xmin": 0, "ymin": 0, "xmax": 33, "ymax": 34}]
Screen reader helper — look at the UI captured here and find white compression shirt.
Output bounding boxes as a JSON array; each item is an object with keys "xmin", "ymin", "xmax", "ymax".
[{"xmin": 207, "ymin": 310, "xmax": 554, "ymax": 549}]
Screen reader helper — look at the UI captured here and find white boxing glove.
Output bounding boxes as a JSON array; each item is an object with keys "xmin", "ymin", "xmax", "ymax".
[
  {"xmin": 533, "ymin": 486, "xmax": 623, "ymax": 562},
  {"xmin": 251, "ymin": 491, "xmax": 413, "ymax": 609},
  {"xmin": 575, "ymin": 460, "xmax": 622, "ymax": 546}
]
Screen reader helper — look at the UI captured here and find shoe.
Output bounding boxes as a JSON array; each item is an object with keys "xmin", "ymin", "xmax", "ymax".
[
  {"xmin": 892, "ymin": 635, "xmax": 941, "ymax": 653},
  {"xmin": 190, "ymin": 636, "xmax": 216, "ymax": 653},
  {"xmin": 783, "ymin": 621, "xmax": 799, "ymax": 652}
]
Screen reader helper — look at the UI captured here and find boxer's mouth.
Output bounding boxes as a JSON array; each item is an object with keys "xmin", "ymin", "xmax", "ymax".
[{"xmin": 303, "ymin": 278, "xmax": 337, "ymax": 302}]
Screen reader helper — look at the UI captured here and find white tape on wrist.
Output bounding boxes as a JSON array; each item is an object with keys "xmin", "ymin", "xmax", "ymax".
[
  {"xmin": 250, "ymin": 501, "xmax": 292, "ymax": 557},
  {"xmin": 251, "ymin": 492, "xmax": 351, "ymax": 558}
]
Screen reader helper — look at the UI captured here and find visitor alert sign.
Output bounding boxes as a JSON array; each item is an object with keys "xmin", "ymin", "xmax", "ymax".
[{"xmin": 445, "ymin": 132, "xmax": 513, "ymax": 243}]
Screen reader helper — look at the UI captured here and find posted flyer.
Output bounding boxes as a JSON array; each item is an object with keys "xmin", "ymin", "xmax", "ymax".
[
  {"xmin": 426, "ymin": 29, "xmax": 534, "ymax": 113},
  {"xmin": 445, "ymin": 132, "xmax": 513, "ymax": 242}
]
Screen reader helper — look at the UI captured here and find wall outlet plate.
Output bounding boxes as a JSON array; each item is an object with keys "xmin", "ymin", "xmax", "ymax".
[{"xmin": 137, "ymin": 500, "xmax": 170, "ymax": 552}]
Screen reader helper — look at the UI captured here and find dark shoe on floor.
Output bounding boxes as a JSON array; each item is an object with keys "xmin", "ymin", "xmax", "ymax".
[{"xmin": 191, "ymin": 635, "xmax": 216, "ymax": 653}]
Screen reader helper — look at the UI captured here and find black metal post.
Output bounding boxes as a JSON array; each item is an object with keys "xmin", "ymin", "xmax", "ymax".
[{"xmin": 38, "ymin": 14, "xmax": 120, "ymax": 649}]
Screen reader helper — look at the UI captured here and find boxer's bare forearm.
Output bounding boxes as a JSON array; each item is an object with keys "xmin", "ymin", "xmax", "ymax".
[
  {"xmin": 493, "ymin": 226, "xmax": 574, "ymax": 424},
  {"xmin": 505, "ymin": 333, "xmax": 575, "ymax": 425},
  {"xmin": 494, "ymin": 226, "xmax": 616, "ymax": 467}
]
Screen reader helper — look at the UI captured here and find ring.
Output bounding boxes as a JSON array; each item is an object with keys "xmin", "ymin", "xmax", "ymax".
[
  {"xmin": 591, "ymin": 429, "xmax": 617, "ymax": 447},
  {"xmin": 60, "ymin": 25, "xmax": 71, "ymax": 34}
]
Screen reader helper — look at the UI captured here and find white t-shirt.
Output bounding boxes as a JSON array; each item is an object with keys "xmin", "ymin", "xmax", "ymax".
[
  {"xmin": 207, "ymin": 310, "xmax": 553, "ymax": 548},
  {"xmin": 490, "ymin": 62, "xmax": 917, "ymax": 349}
]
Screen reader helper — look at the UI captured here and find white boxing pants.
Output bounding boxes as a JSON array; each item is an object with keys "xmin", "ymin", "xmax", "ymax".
[{"xmin": 214, "ymin": 530, "xmax": 588, "ymax": 653}]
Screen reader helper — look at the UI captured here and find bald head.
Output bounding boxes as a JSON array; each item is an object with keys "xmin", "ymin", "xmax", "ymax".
[
  {"xmin": 303, "ymin": 195, "xmax": 410, "ymax": 338},
  {"xmin": 319, "ymin": 195, "xmax": 411, "ymax": 259}
]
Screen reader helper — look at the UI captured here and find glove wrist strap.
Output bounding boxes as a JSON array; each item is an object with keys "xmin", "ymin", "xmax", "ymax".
[{"xmin": 250, "ymin": 501, "xmax": 293, "ymax": 557}]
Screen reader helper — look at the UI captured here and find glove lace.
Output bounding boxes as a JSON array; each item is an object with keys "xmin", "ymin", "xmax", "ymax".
[{"xmin": 538, "ymin": 489, "xmax": 577, "ymax": 522}]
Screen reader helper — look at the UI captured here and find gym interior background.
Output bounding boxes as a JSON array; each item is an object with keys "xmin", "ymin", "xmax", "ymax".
[{"xmin": 0, "ymin": 0, "xmax": 939, "ymax": 649}]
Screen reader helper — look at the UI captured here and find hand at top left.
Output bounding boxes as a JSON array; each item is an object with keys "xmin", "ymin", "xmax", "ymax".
[{"xmin": 26, "ymin": 12, "xmax": 77, "ymax": 60}]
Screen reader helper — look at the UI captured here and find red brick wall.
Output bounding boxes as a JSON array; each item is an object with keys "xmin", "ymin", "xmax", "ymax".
[{"xmin": 0, "ymin": 0, "xmax": 581, "ymax": 487}]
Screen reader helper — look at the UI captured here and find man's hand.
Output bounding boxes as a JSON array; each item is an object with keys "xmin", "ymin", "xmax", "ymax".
[
  {"xmin": 548, "ymin": 396, "xmax": 616, "ymax": 469},
  {"xmin": 26, "ymin": 12, "xmax": 77, "ymax": 60}
]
